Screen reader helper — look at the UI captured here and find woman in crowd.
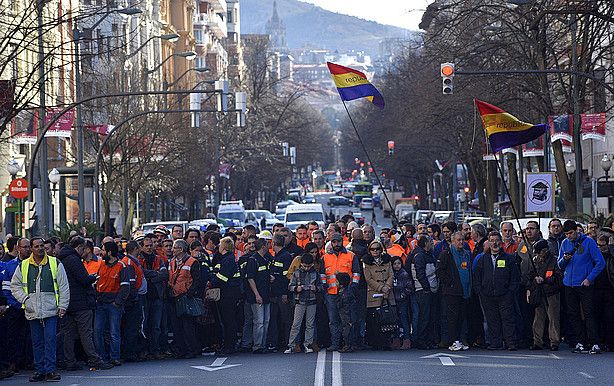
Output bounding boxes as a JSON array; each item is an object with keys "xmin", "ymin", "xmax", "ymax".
[{"xmin": 363, "ymin": 240, "xmax": 395, "ymax": 350}]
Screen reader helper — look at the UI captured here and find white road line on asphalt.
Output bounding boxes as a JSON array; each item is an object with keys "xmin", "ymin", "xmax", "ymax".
[
  {"xmin": 578, "ymin": 372, "xmax": 595, "ymax": 379},
  {"xmin": 439, "ymin": 357, "xmax": 455, "ymax": 366},
  {"xmin": 332, "ymin": 350, "xmax": 342, "ymax": 386},
  {"xmin": 314, "ymin": 349, "xmax": 326, "ymax": 386},
  {"xmin": 211, "ymin": 357, "xmax": 227, "ymax": 367}
]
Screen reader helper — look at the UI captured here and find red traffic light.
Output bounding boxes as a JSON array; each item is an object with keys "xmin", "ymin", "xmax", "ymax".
[{"xmin": 441, "ymin": 63, "xmax": 455, "ymax": 77}]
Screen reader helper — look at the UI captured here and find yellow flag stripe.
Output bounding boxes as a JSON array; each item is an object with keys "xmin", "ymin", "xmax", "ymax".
[
  {"xmin": 482, "ymin": 113, "xmax": 534, "ymax": 136},
  {"xmin": 331, "ymin": 73, "xmax": 371, "ymax": 89}
]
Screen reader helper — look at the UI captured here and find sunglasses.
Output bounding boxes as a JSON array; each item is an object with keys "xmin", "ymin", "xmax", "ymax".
[{"xmin": 370, "ymin": 247, "xmax": 382, "ymax": 251}]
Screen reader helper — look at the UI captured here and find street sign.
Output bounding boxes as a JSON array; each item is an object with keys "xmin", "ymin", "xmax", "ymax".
[{"xmin": 9, "ymin": 178, "xmax": 28, "ymax": 199}]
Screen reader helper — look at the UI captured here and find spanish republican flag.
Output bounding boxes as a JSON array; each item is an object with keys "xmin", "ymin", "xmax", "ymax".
[
  {"xmin": 327, "ymin": 62, "xmax": 385, "ymax": 109},
  {"xmin": 475, "ymin": 99, "xmax": 547, "ymax": 153}
]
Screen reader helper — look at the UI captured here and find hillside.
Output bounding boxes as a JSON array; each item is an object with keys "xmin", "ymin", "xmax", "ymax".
[{"xmin": 241, "ymin": 0, "xmax": 414, "ymax": 57}]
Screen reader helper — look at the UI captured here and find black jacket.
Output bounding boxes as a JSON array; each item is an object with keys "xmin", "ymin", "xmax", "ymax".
[
  {"xmin": 547, "ymin": 233, "xmax": 565, "ymax": 258},
  {"xmin": 437, "ymin": 247, "xmax": 471, "ymax": 297},
  {"xmin": 140, "ymin": 252, "xmax": 169, "ymax": 300},
  {"xmin": 527, "ymin": 252, "xmax": 562, "ymax": 296},
  {"xmin": 57, "ymin": 245, "xmax": 96, "ymax": 312},
  {"xmin": 350, "ymin": 239, "xmax": 369, "ymax": 288},
  {"xmin": 473, "ymin": 251, "xmax": 519, "ymax": 297}
]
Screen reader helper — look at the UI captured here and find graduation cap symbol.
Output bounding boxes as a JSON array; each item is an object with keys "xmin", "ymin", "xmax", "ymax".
[{"xmin": 531, "ymin": 181, "xmax": 549, "ymax": 202}]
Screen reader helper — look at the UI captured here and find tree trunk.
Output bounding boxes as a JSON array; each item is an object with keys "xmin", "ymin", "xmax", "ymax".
[
  {"xmin": 506, "ymin": 153, "xmax": 520, "ymax": 214},
  {"xmin": 122, "ymin": 191, "xmax": 137, "ymax": 238},
  {"xmin": 552, "ymin": 140, "xmax": 576, "ymax": 216}
]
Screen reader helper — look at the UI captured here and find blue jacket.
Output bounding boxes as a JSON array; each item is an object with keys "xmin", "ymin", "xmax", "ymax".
[
  {"xmin": 557, "ymin": 234, "xmax": 605, "ymax": 287},
  {"xmin": 1, "ymin": 258, "xmax": 22, "ymax": 308}
]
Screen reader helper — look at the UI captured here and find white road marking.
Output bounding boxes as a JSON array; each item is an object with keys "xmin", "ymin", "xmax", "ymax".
[
  {"xmin": 439, "ymin": 357, "xmax": 455, "ymax": 366},
  {"xmin": 421, "ymin": 353, "xmax": 468, "ymax": 359},
  {"xmin": 332, "ymin": 350, "xmax": 342, "ymax": 386},
  {"xmin": 314, "ymin": 349, "xmax": 326, "ymax": 386},
  {"xmin": 578, "ymin": 372, "xmax": 595, "ymax": 379},
  {"xmin": 211, "ymin": 357, "xmax": 227, "ymax": 367}
]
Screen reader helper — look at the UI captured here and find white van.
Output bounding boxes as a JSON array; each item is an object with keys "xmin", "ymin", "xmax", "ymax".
[
  {"xmin": 217, "ymin": 200, "xmax": 247, "ymax": 227},
  {"xmin": 284, "ymin": 203, "xmax": 325, "ymax": 231}
]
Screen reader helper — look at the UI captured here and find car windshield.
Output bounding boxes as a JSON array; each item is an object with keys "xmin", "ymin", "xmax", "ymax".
[
  {"xmin": 218, "ymin": 211, "xmax": 246, "ymax": 222},
  {"xmin": 286, "ymin": 212, "xmax": 324, "ymax": 222}
]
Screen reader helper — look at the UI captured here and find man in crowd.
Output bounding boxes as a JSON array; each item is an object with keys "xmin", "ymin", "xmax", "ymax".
[
  {"xmin": 246, "ymin": 238, "xmax": 272, "ymax": 353},
  {"xmin": 267, "ymin": 234, "xmax": 294, "ymax": 351},
  {"xmin": 11, "ymin": 237, "xmax": 70, "ymax": 382},
  {"xmin": 295, "ymin": 225, "xmax": 310, "ymax": 249},
  {"xmin": 558, "ymin": 220, "xmax": 605, "ymax": 354},
  {"xmin": 473, "ymin": 231, "xmax": 519, "ymax": 351},
  {"xmin": 500, "ymin": 222, "xmax": 518, "ymax": 254}
]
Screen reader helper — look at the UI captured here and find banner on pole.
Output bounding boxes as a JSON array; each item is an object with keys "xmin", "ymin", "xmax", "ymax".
[
  {"xmin": 526, "ymin": 172, "xmax": 555, "ymax": 213},
  {"xmin": 548, "ymin": 115, "xmax": 573, "ymax": 143},
  {"xmin": 45, "ymin": 108, "xmax": 74, "ymax": 138},
  {"xmin": 10, "ymin": 109, "xmax": 38, "ymax": 144},
  {"xmin": 522, "ymin": 136, "xmax": 544, "ymax": 157},
  {"xmin": 580, "ymin": 113, "xmax": 606, "ymax": 141}
]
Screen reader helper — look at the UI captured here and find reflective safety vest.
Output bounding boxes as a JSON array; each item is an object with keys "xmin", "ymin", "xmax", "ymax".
[
  {"xmin": 169, "ymin": 256, "xmax": 196, "ymax": 297},
  {"xmin": 97, "ymin": 260, "xmax": 127, "ymax": 294},
  {"xmin": 387, "ymin": 244, "xmax": 407, "ymax": 265},
  {"xmin": 296, "ymin": 238, "xmax": 310, "ymax": 249},
  {"xmin": 322, "ymin": 251, "xmax": 357, "ymax": 295},
  {"xmin": 21, "ymin": 256, "xmax": 60, "ymax": 307}
]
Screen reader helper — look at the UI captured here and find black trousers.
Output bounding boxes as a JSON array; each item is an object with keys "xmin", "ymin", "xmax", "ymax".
[
  {"xmin": 565, "ymin": 286, "xmax": 599, "ymax": 347},
  {"xmin": 480, "ymin": 293, "xmax": 516, "ymax": 347},
  {"xmin": 219, "ymin": 287, "xmax": 241, "ymax": 352},
  {"xmin": 594, "ymin": 288, "xmax": 614, "ymax": 347},
  {"xmin": 445, "ymin": 295, "xmax": 468, "ymax": 343},
  {"xmin": 267, "ymin": 296, "xmax": 293, "ymax": 349},
  {"xmin": 468, "ymin": 293, "xmax": 484, "ymax": 345},
  {"xmin": 5, "ymin": 307, "xmax": 31, "ymax": 368},
  {"xmin": 170, "ymin": 300, "xmax": 199, "ymax": 356}
]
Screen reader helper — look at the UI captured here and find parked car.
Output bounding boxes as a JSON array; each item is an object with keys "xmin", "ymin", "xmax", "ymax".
[
  {"xmin": 188, "ymin": 219, "xmax": 226, "ymax": 235},
  {"xmin": 351, "ymin": 211, "xmax": 365, "ymax": 226},
  {"xmin": 328, "ymin": 196, "xmax": 352, "ymax": 207},
  {"xmin": 414, "ymin": 210, "xmax": 433, "ymax": 224},
  {"xmin": 275, "ymin": 200, "xmax": 298, "ymax": 216},
  {"xmin": 302, "ymin": 194, "xmax": 317, "ymax": 204},
  {"xmin": 359, "ymin": 197, "xmax": 374, "ymax": 210},
  {"xmin": 218, "ymin": 200, "xmax": 247, "ymax": 227}
]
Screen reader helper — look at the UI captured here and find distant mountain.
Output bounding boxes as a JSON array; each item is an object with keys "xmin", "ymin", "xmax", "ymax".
[{"xmin": 240, "ymin": 0, "xmax": 414, "ymax": 58}]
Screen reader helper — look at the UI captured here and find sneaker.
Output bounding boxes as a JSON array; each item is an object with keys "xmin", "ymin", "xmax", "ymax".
[
  {"xmin": 461, "ymin": 343, "xmax": 470, "ymax": 351},
  {"xmin": 448, "ymin": 341, "xmax": 463, "ymax": 352},
  {"xmin": 45, "ymin": 373, "xmax": 61, "ymax": 382},
  {"xmin": 304, "ymin": 345, "xmax": 314, "ymax": 354},
  {"xmin": 28, "ymin": 372, "xmax": 45, "ymax": 382},
  {"xmin": 589, "ymin": 345, "xmax": 602, "ymax": 355},
  {"xmin": 572, "ymin": 343, "xmax": 588, "ymax": 353},
  {"xmin": 283, "ymin": 348, "xmax": 293, "ymax": 354}
]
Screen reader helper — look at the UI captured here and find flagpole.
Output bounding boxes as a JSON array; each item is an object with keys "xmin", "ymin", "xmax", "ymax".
[{"xmin": 341, "ymin": 100, "xmax": 400, "ymax": 228}]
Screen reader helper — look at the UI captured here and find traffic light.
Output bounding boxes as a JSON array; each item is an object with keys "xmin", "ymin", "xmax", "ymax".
[
  {"xmin": 388, "ymin": 140, "xmax": 395, "ymax": 155},
  {"xmin": 441, "ymin": 63, "xmax": 455, "ymax": 95}
]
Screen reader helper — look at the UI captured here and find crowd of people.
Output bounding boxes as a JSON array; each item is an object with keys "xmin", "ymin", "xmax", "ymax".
[{"xmin": 0, "ymin": 214, "xmax": 613, "ymax": 382}]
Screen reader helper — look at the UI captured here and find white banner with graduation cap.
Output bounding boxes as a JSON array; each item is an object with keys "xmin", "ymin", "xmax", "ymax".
[{"xmin": 525, "ymin": 172, "xmax": 555, "ymax": 213}]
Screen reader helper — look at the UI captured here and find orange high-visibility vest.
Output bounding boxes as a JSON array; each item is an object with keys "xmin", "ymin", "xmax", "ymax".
[
  {"xmin": 322, "ymin": 251, "xmax": 356, "ymax": 295},
  {"xmin": 169, "ymin": 257, "xmax": 196, "ymax": 297},
  {"xmin": 387, "ymin": 244, "xmax": 408, "ymax": 265}
]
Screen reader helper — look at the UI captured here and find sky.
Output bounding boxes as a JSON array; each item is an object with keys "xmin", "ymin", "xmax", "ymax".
[{"xmin": 297, "ymin": 0, "xmax": 432, "ymax": 30}]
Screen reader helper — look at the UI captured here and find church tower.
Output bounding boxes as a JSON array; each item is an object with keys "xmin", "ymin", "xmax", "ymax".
[{"xmin": 265, "ymin": 1, "xmax": 288, "ymax": 53}]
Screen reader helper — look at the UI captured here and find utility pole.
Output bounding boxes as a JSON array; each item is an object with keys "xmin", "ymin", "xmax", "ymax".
[
  {"xmin": 73, "ymin": 26, "xmax": 86, "ymax": 224},
  {"xmin": 37, "ymin": 0, "xmax": 50, "ymax": 237}
]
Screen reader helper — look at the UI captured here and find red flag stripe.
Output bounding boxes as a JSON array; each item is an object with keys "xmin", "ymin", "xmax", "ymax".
[
  {"xmin": 475, "ymin": 99, "xmax": 505, "ymax": 116},
  {"xmin": 326, "ymin": 62, "xmax": 366, "ymax": 78}
]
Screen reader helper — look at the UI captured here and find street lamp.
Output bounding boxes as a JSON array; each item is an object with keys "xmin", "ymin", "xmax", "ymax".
[
  {"xmin": 312, "ymin": 171, "xmax": 317, "ymax": 192},
  {"xmin": 146, "ymin": 51, "xmax": 197, "ymax": 74},
  {"xmin": 7, "ymin": 158, "xmax": 20, "ymax": 177},
  {"xmin": 600, "ymin": 154, "xmax": 612, "ymax": 176},
  {"xmin": 166, "ymin": 67, "xmax": 210, "ymax": 88},
  {"xmin": 565, "ymin": 159, "xmax": 576, "ymax": 175},
  {"xmin": 48, "ymin": 168, "xmax": 61, "ymax": 227}
]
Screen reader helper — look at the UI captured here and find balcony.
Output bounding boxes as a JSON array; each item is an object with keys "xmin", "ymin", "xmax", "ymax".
[
  {"xmin": 207, "ymin": 13, "xmax": 227, "ymax": 39},
  {"xmin": 206, "ymin": 0, "xmax": 227, "ymax": 14},
  {"xmin": 193, "ymin": 13, "xmax": 209, "ymax": 26}
]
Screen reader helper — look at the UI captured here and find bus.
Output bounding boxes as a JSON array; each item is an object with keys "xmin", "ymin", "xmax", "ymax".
[{"xmin": 353, "ymin": 181, "xmax": 373, "ymax": 206}]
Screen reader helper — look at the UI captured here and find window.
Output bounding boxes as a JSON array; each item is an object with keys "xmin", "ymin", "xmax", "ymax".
[{"xmin": 227, "ymin": 11, "xmax": 233, "ymax": 23}]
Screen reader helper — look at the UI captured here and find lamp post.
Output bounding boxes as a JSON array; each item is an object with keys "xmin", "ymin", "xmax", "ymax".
[
  {"xmin": 593, "ymin": 154, "xmax": 612, "ymax": 216},
  {"xmin": 146, "ymin": 51, "xmax": 197, "ymax": 74},
  {"xmin": 74, "ymin": 6, "xmax": 142, "ymax": 225},
  {"xmin": 48, "ymin": 168, "xmax": 61, "ymax": 227}
]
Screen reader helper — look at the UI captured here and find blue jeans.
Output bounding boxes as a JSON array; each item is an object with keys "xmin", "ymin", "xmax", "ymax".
[
  {"xmin": 351, "ymin": 286, "xmax": 367, "ymax": 346},
  {"xmin": 414, "ymin": 291, "xmax": 433, "ymax": 348},
  {"xmin": 250, "ymin": 303, "xmax": 270, "ymax": 351},
  {"xmin": 95, "ymin": 303, "xmax": 123, "ymax": 361},
  {"xmin": 29, "ymin": 316, "xmax": 57, "ymax": 374},
  {"xmin": 410, "ymin": 295, "xmax": 419, "ymax": 340},
  {"xmin": 144, "ymin": 298, "xmax": 163, "ymax": 354},
  {"xmin": 325, "ymin": 293, "xmax": 342, "ymax": 348},
  {"xmin": 241, "ymin": 302, "xmax": 254, "ymax": 349},
  {"xmin": 397, "ymin": 299, "xmax": 411, "ymax": 339}
]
